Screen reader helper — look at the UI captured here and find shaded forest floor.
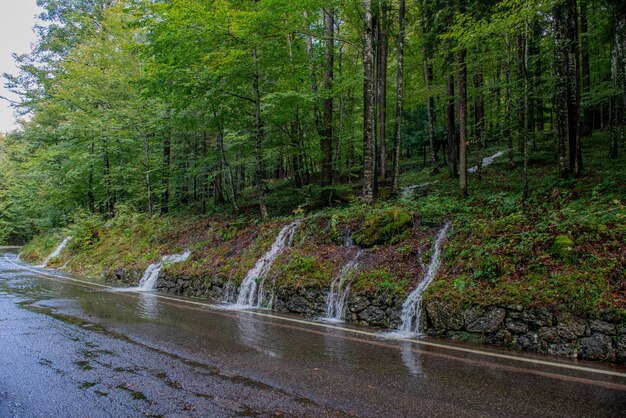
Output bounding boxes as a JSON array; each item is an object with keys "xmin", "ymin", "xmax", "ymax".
[{"xmin": 21, "ymin": 132, "xmax": 626, "ymax": 320}]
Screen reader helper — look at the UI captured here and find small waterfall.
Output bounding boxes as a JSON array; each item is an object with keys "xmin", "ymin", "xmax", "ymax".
[
  {"xmin": 395, "ymin": 222, "xmax": 451, "ymax": 337},
  {"xmin": 325, "ymin": 250, "xmax": 363, "ymax": 322},
  {"xmin": 468, "ymin": 150, "xmax": 505, "ymax": 173},
  {"xmin": 324, "ymin": 231, "xmax": 363, "ymax": 322},
  {"xmin": 235, "ymin": 220, "xmax": 302, "ymax": 308},
  {"xmin": 401, "ymin": 181, "xmax": 439, "ymax": 199},
  {"xmin": 38, "ymin": 236, "xmax": 73, "ymax": 268},
  {"xmin": 137, "ymin": 250, "xmax": 191, "ymax": 291}
]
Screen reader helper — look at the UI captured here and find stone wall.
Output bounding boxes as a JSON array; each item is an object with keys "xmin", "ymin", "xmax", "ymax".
[
  {"xmin": 424, "ymin": 300, "xmax": 626, "ymax": 363},
  {"xmin": 104, "ymin": 268, "xmax": 625, "ymax": 364},
  {"xmin": 273, "ymin": 286, "xmax": 404, "ymax": 328}
]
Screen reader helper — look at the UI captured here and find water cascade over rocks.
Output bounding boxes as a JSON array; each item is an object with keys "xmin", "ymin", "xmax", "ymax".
[
  {"xmin": 38, "ymin": 236, "xmax": 73, "ymax": 268},
  {"xmin": 235, "ymin": 220, "xmax": 302, "ymax": 308},
  {"xmin": 137, "ymin": 250, "xmax": 192, "ymax": 291},
  {"xmin": 324, "ymin": 232, "xmax": 363, "ymax": 322},
  {"xmin": 394, "ymin": 222, "xmax": 451, "ymax": 337},
  {"xmin": 468, "ymin": 150, "xmax": 505, "ymax": 173},
  {"xmin": 401, "ymin": 181, "xmax": 439, "ymax": 199}
]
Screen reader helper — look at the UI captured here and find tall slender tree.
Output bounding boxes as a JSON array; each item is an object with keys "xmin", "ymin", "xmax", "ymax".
[
  {"xmin": 377, "ymin": 2, "xmax": 389, "ymax": 182},
  {"xmin": 391, "ymin": 0, "xmax": 405, "ymax": 196},
  {"xmin": 362, "ymin": 0, "xmax": 376, "ymax": 204},
  {"xmin": 458, "ymin": 46, "xmax": 468, "ymax": 197},
  {"xmin": 321, "ymin": 8, "xmax": 335, "ymax": 192}
]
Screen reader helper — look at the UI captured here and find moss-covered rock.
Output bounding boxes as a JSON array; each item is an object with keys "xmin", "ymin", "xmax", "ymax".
[
  {"xmin": 353, "ymin": 209, "xmax": 412, "ymax": 247},
  {"xmin": 550, "ymin": 235, "xmax": 574, "ymax": 259}
]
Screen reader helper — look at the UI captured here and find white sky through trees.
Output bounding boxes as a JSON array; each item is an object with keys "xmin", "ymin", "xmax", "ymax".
[{"xmin": 0, "ymin": 0, "xmax": 41, "ymax": 133}]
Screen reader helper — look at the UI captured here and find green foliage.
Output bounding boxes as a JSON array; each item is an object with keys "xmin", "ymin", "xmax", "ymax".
[
  {"xmin": 20, "ymin": 232, "xmax": 69, "ymax": 264},
  {"xmin": 1, "ymin": 0, "xmax": 625, "ymax": 325},
  {"xmin": 470, "ymin": 256, "xmax": 502, "ymax": 284},
  {"xmin": 69, "ymin": 210, "xmax": 104, "ymax": 249},
  {"xmin": 329, "ymin": 214, "xmax": 340, "ymax": 243},
  {"xmin": 218, "ymin": 221, "xmax": 246, "ymax": 241},
  {"xmin": 453, "ymin": 278, "xmax": 467, "ymax": 293},
  {"xmin": 550, "ymin": 235, "xmax": 575, "ymax": 260},
  {"xmin": 354, "ymin": 209, "xmax": 412, "ymax": 247},
  {"xmin": 376, "ymin": 279, "xmax": 407, "ymax": 296},
  {"xmin": 276, "ymin": 249, "xmax": 332, "ymax": 288}
]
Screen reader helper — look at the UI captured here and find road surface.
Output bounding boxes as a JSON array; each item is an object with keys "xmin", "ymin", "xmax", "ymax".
[{"xmin": 1, "ymin": 249, "xmax": 625, "ymax": 417}]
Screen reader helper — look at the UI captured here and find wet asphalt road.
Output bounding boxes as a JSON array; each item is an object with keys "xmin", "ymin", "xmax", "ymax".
[{"xmin": 1, "ymin": 249, "xmax": 625, "ymax": 417}]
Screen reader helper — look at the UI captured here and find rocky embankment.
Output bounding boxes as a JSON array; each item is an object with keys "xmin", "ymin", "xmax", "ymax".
[
  {"xmin": 424, "ymin": 301, "xmax": 625, "ymax": 362},
  {"xmin": 106, "ymin": 268, "xmax": 624, "ymax": 363}
]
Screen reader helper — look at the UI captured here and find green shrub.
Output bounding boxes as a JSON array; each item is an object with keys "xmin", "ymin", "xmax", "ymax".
[
  {"xmin": 354, "ymin": 209, "xmax": 412, "ymax": 247},
  {"xmin": 70, "ymin": 210, "xmax": 104, "ymax": 249},
  {"xmin": 550, "ymin": 235, "xmax": 574, "ymax": 259}
]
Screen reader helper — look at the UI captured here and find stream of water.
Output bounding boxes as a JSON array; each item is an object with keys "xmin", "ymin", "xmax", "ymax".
[
  {"xmin": 391, "ymin": 222, "xmax": 451, "ymax": 337},
  {"xmin": 38, "ymin": 236, "xmax": 73, "ymax": 268},
  {"xmin": 324, "ymin": 232, "xmax": 363, "ymax": 322},
  {"xmin": 468, "ymin": 150, "xmax": 505, "ymax": 173},
  {"xmin": 235, "ymin": 220, "xmax": 302, "ymax": 308},
  {"xmin": 137, "ymin": 250, "xmax": 192, "ymax": 290}
]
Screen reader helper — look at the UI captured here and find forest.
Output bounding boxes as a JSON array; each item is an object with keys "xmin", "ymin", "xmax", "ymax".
[{"xmin": 0, "ymin": 0, "xmax": 625, "ymax": 242}]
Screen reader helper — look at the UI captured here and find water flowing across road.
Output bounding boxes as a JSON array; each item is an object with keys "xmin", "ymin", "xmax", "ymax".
[
  {"xmin": 1, "ymin": 249, "xmax": 625, "ymax": 417},
  {"xmin": 38, "ymin": 236, "xmax": 73, "ymax": 268}
]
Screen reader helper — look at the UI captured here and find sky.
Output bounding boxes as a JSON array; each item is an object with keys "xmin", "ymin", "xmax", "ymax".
[{"xmin": 0, "ymin": 0, "xmax": 41, "ymax": 133}]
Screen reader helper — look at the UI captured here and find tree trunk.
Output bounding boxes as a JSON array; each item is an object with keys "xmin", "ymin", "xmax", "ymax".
[
  {"xmin": 515, "ymin": 32, "xmax": 526, "ymax": 155},
  {"xmin": 214, "ymin": 161, "xmax": 224, "ymax": 205},
  {"xmin": 522, "ymin": 20, "xmax": 531, "ymax": 203},
  {"xmin": 103, "ymin": 140, "xmax": 114, "ymax": 218},
  {"xmin": 362, "ymin": 0, "xmax": 376, "ymax": 204},
  {"xmin": 553, "ymin": 0, "xmax": 581, "ymax": 177},
  {"xmin": 424, "ymin": 55, "xmax": 437, "ymax": 169},
  {"xmin": 321, "ymin": 8, "xmax": 334, "ymax": 190},
  {"xmin": 446, "ymin": 56, "xmax": 458, "ymax": 178},
  {"xmin": 391, "ymin": 0, "xmax": 405, "ymax": 196},
  {"xmin": 505, "ymin": 38, "xmax": 514, "ymax": 168},
  {"xmin": 88, "ymin": 138, "xmax": 95, "ymax": 213},
  {"xmin": 610, "ymin": 40, "xmax": 619, "ymax": 159},
  {"xmin": 458, "ymin": 47, "xmax": 468, "ymax": 197},
  {"xmin": 252, "ymin": 44, "xmax": 268, "ymax": 219},
  {"xmin": 474, "ymin": 69, "xmax": 485, "ymax": 149},
  {"xmin": 335, "ymin": 38, "xmax": 345, "ymax": 177},
  {"xmin": 618, "ymin": 13, "xmax": 626, "ymax": 149},
  {"xmin": 304, "ymin": 11, "xmax": 321, "ymax": 125},
  {"xmin": 161, "ymin": 131, "xmax": 170, "ymax": 215},
  {"xmin": 553, "ymin": 5, "xmax": 569, "ymax": 176},
  {"xmin": 377, "ymin": 3, "xmax": 389, "ymax": 181},
  {"xmin": 535, "ymin": 22, "xmax": 544, "ymax": 133},
  {"xmin": 580, "ymin": 0, "xmax": 592, "ymax": 136},
  {"xmin": 420, "ymin": 0, "xmax": 438, "ymax": 168},
  {"xmin": 142, "ymin": 129, "xmax": 153, "ymax": 217}
]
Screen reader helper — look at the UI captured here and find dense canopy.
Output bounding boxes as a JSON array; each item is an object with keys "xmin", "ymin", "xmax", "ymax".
[{"xmin": 0, "ymin": 0, "xmax": 624, "ymax": 243}]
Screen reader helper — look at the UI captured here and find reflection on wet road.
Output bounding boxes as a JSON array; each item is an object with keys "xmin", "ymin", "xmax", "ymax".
[{"xmin": 1, "ymin": 250, "xmax": 625, "ymax": 416}]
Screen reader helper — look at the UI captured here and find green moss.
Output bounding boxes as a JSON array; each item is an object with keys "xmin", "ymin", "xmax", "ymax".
[
  {"xmin": 550, "ymin": 235, "xmax": 574, "ymax": 259},
  {"xmin": 353, "ymin": 209, "xmax": 412, "ymax": 247}
]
